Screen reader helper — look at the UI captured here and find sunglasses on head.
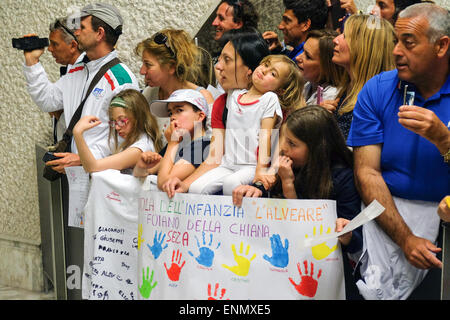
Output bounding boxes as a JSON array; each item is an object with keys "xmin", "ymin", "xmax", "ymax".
[
  {"xmin": 154, "ymin": 32, "xmax": 176, "ymax": 59},
  {"xmin": 55, "ymin": 19, "xmax": 77, "ymax": 41}
]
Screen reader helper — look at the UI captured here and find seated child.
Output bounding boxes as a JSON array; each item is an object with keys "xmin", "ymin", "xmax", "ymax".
[
  {"xmin": 132, "ymin": 89, "xmax": 210, "ymax": 191},
  {"xmin": 232, "ymin": 105, "xmax": 363, "ymax": 255}
]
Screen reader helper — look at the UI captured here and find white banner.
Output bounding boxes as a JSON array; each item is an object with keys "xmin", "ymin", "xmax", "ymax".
[
  {"xmin": 82, "ymin": 170, "xmax": 140, "ymax": 300},
  {"xmin": 81, "ymin": 171, "xmax": 383, "ymax": 300},
  {"xmin": 137, "ymin": 192, "xmax": 346, "ymax": 300}
]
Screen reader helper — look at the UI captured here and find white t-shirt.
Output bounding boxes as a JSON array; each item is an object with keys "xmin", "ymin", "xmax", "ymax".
[
  {"xmin": 304, "ymin": 82, "xmax": 339, "ymax": 105},
  {"xmin": 222, "ymin": 89, "xmax": 283, "ymax": 166}
]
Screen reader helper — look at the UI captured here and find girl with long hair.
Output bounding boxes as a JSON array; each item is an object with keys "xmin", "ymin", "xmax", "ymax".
[
  {"xmin": 232, "ymin": 106, "xmax": 362, "ymax": 253},
  {"xmin": 73, "ymin": 89, "xmax": 163, "ymax": 173}
]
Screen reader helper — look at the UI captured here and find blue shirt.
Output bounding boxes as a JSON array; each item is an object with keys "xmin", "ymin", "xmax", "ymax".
[
  {"xmin": 347, "ymin": 70, "xmax": 450, "ymax": 202},
  {"xmin": 287, "ymin": 41, "xmax": 304, "ymax": 61}
]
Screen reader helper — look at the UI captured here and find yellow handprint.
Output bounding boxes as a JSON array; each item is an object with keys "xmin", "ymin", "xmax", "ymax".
[
  {"xmin": 138, "ymin": 224, "xmax": 145, "ymax": 250},
  {"xmin": 305, "ymin": 225, "xmax": 337, "ymax": 260},
  {"xmin": 222, "ymin": 242, "xmax": 256, "ymax": 277}
]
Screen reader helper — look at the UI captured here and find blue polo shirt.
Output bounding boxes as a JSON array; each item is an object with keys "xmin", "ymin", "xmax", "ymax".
[
  {"xmin": 287, "ymin": 41, "xmax": 304, "ymax": 61},
  {"xmin": 347, "ymin": 70, "xmax": 450, "ymax": 202}
]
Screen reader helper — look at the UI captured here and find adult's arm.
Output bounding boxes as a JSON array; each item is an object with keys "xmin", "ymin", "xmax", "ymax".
[{"xmin": 353, "ymin": 144, "xmax": 442, "ymax": 269}]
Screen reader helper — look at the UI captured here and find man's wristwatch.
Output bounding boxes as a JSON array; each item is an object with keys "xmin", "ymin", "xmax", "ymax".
[{"xmin": 442, "ymin": 148, "xmax": 450, "ymax": 163}]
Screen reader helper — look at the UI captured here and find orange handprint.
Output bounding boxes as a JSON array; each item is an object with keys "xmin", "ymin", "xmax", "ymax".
[
  {"xmin": 164, "ymin": 249, "xmax": 186, "ymax": 281},
  {"xmin": 289, "ymin": 260, "xmax": 322, "ymax": 298},
  {"xmin": 207, "ymin": 283, "xmax": 229, "ymax": 300}
]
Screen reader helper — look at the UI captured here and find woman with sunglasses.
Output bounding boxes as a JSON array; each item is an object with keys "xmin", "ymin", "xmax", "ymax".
[
  {"xmin": 73, "ymin": 89, "xmax": 163, "ymax": 173},
  {"xmin": 135, "ymin": 29, "xmax": 214, "ymax": 135}
]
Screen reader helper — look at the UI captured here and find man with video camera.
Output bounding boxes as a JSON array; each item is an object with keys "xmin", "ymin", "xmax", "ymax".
[{"xmin": 22, "ymin": 3, "xmax": 138, "ymax": 175}]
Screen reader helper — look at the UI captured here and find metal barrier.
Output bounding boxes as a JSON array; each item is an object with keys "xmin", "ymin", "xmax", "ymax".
[
  {"xmin": 35, "ymin": 143, "xmax": 448, "ymax": 300},
  {"xmin": 442, "ymin": 222, "xmax": 450, "ymax": 300},
  {"xmin": 35, "ymin": 144, "xmax": 84, "ymax": 300}
]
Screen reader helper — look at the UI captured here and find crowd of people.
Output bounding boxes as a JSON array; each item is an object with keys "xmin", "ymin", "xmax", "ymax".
[{"xmin": 22, "ymin": 0, "xmax": 449, "ymax": 300}]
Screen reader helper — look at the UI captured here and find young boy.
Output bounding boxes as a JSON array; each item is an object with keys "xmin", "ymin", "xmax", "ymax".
[{"xmin": 133, "ymin": 89, "xmax": 210, "ymax": 192}]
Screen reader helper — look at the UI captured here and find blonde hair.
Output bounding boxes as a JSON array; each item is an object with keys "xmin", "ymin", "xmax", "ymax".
[
  {"xmin": 259, "ymin": 54, "xmax": 306, "ymax": 114},
  {"xmin": 338, "ymin": 15, "xmax": 396, "ymax": 115},
  {"xmin": 135, "ymin": 29, "xmax": 203, "ymax": 84},
  {"xmin": 109, "ymin": 89, "xmax": 163, "ymax": 153}
]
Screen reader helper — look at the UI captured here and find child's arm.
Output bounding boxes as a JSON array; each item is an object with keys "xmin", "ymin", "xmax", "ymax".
[
  {"xmin": 73, "ymin": 116, "xmax": 143, "ymax": 173},
  {"xmin": 157, "ymin": 121, "xmax": 197, "ymax": 189},
  {"xmin": 133, "ymin": 151, "xmax": 162, "ymax": 177},
  {"xmin": 253, "ymin": 116, "xmax": 279, "ymax": 190},
  {"xmin": 277, "ymin": 155, "xmax": 297, "ymax": 199},
  {"xmin": 166, "ymin": 128, "xmax": 225, "ymax": 193},
  {"xmin": 335, "ymin": 218, "xmax": 352, "ymax": 246}
]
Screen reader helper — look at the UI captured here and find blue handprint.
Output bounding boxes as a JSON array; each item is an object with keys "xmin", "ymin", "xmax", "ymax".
[
  {"xmin": 263, "ymin": 234, "xmax": 289, "ymax": 268},
  {"xmin": 147, "ymin": 231, "xmax": 168, "ymax": 260},
  {"xmin": 188, "ymin": 232, "xmax": 221, "ymax": 267}
]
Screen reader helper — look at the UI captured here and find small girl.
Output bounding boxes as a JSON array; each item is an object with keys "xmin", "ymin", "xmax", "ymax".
[
  {"xmin": 232, "ymin": 105, "xmax": 362, "ymax": 254},
  {"xmin": 73, "ymin": 89, "xmax": 163, "ymax": 173},
  {"xmin": 188, "ymin": 54, "xmax": 305, "ymax": 196}
]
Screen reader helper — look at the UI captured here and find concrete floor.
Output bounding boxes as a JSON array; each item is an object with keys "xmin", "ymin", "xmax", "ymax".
[{"xmin": 0, "ymin": 286, "xmax": 55, "ymax": 300}]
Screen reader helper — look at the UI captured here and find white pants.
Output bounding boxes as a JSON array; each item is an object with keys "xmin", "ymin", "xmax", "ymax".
[{"xmin": 189, "ymin": 164, "xmax": 256, "ymax": 195}]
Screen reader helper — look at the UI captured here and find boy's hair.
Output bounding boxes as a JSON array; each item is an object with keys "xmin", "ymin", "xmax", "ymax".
[
  {"xmin": 259, "ymin": 55, "xmax": 305, "ymax": 113},
  {"xmin": 109, "ymin": 89, "xmax": 163, "ymax": 153},
  {"xmin": 275, "ymin": 105, "xmax": 353, "ymax": 199}
]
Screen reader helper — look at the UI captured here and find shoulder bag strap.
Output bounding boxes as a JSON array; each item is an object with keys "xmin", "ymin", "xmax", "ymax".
[{"xmin": 61, "ymin": 57, "xmax": 121, "ymax": 144}]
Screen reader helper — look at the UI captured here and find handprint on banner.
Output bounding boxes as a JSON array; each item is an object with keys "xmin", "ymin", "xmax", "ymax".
[
  {"xmin": 147, "ymin": 230, "xmax": 168, "ymax": 260},
  {"xmin": 164, "ymin": 249, "xmax": 186, "ymax": 281},
  {"xmin": 263, "ymin": 234, "xmax": 289, "ymax": 268},
  {"xmin": 222, "ymin": 242, "xmax": 256, "ymax": 277},
  {"xmin": 188, "ymin": 232, "xmax": 221, "ymax": 267},
  {"xmin": 289, "ymin": 260, "xmax": 322, "ymax": 298},
  {"xmin": 305, "ymin": 225, "xmax": 338, "ymax": 260},
  {"xmin": 137, "ymin": 224, "xmax": 144, "ymax": 250},
  {"xmin": 139, "ymin": 267, "xmax": 157, "ymax": 299},
  {"xmin": 207, "ymin": 283, "xmax": 229, "ymax": 300}
]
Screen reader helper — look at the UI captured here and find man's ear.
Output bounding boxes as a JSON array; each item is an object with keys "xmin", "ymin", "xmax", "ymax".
[
  {"xmin": 435, "ymin": 36, "xmax": 450, "ymax": 59},
  {"xmin": 96, "ymin": 26, "xmax": 106, "ymax": 42},
  {"xmin": 300, "ymin": 19, "xmax": 311, "ymax": 32}
]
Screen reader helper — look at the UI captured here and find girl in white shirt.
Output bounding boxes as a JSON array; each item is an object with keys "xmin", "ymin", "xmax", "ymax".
[
  {"xmin": 73, "ymin": 89, "xmax": 163, "ymax": 173},
  {"xmin": 189, "ymin": 54, "xmax": 304, "ymax": 195}
]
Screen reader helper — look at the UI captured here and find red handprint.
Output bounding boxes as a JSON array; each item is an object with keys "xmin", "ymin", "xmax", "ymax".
[
  {"xmin": 289, "ymin": 260, "xmax": 322, "ymax": 298},
  {"xmin": 164, "ymin": 249, "xmax": 186, "ymax": 281},
  {"xmin": 207, "ymin": 283, "xmax": 229, "ymax": 300}
]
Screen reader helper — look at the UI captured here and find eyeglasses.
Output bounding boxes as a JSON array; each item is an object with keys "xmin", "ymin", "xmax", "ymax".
[
  {"xmin": 153, "ymin": 32, "xmax": 176, "ymax": 59},
  {"xmin": 108, "ymin": 118, "xmax": 129, "ymax": 128}
]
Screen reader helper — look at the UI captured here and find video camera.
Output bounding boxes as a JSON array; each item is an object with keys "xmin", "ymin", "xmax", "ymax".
[{"xmin": 12, "ymin": 36, "xmax": 49, "ymax": 51}]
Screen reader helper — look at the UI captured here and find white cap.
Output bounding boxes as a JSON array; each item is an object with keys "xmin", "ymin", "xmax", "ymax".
[{"xmin": 150, "ymin": 89, "xmax": 209, "ymax": 118}]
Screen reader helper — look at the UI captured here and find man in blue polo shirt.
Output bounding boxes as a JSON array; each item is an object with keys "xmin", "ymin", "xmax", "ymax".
[
  {"xmin": 262, "ymin": 0, "xmax": 328, "ymax": 61},
  {"xmin": 347, "ymin": 3, "xmax": 449, "ymax": 299}
]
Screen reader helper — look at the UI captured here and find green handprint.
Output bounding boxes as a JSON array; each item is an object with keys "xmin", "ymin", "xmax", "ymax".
[
  {"xmin": 305, "ymin": 225, "xmax": 338, "ymax": 260},
  {"xmin": 222, "ymin": 242, "xmax": 256, "ymax": 277},
  {"xmin": 139, "ymin": 267, "xmax": 157, "ymax": 299}
]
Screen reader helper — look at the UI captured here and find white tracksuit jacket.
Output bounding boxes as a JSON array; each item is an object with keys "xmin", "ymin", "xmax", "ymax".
[{"xmin": 23, "ymin": 50, "xmax": 139, "ymax": 159}]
